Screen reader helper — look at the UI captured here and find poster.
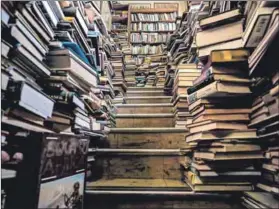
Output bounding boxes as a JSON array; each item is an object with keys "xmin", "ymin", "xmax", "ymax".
[
  {"xmin": 38, "ymin": 134, "xmax": 89, "ymax": 209},
  {"xmin": 38, "ymin": 173, "xmax": 85, "ymax": 209}
]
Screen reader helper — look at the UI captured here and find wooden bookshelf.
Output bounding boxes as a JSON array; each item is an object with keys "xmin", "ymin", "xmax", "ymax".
[
  {"xmin": 128, "ymin": 5, "xmax": 178, "ymax": 55},
  {"xmin": 110, "ymin": 2, "xmax": 129, "ymax": 33}
]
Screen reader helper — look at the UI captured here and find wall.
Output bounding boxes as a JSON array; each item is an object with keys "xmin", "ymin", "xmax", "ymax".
[{"xmin": 119, "ymin": 1, "xmax": 187, "ymax": 15}]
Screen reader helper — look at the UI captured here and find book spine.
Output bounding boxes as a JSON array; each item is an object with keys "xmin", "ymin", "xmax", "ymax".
[
  {"xmin": 187, "ymin": 74, "xmax": 214, "ymax": 95},
  {"xmin": 187, "ymin": 81, "xmax": 217, "ymax": 104}
]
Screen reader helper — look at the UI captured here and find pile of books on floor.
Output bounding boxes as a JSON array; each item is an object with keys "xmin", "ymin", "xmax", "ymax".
[
  {"xmin": 124, "ymin": 56, "xmax": 137, "ymax": 87},
  {"xmin": 130, "ymin": 22, "xmax": 176, "ymax": 32},
  {"xmin": 109, "ymin": 50, "xmax": 127, "ymax": 104},
  {"xmin": 130, "ymin": 33, "xmax": 169, "ymax": 44},
  {"xmin": 131, "ymin": 12, "xmax": 177, "ymax": 22},
  {"xmin": 172, "ymin": 64, "xmax": 201, "ymax": 128},
  {"xmin": 183, "ymin": 49, "xmax": 263, "ymax": 192}
]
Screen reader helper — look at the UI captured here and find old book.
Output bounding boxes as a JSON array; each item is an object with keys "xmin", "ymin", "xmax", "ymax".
[
  {"xmin": 210, "ymin": 49, "xmax": 250, "ymax": 63},
  {"xmin": 193, "ymin": 65, "xmax": 247, "ymax": 86},
  {"xmin": 200, "ymin": 143, "xmax": 261, "ymax": 153},
  {"xmin": 196, "ymin": 20, "xmax": 243, "ymax": 48},
  {"xmin": 188, "ymin": 98, "xmax": 251, "ymax": 112},
  {"xmin": 47, "ymin": 49, "xmax": 98, "ymax": 88},
  {"xmin": 193, "ymin": 113, "xmax": 250, "ymax": 123},
  {"xmin": 7, "ymin": 81, "xmax": 54, "ymax": 119},
  {"xmin": 244, "ymin": 192, "xmax": 279, "ymax": 209},
  {"xmin": 243, "ymin": 7, "xmax": 275, "ymax": 48},
  {"xmin": 198, "ymin": 39, "xmax": 243, "ymax": 58},
  {"xmin": 188, "ymin": 120, "xmax": 248, "ymax": 134},
  {"xmin": 186, "ymin": 130, "xmax": 257, "ymax": 143},
  {"xmin": 191, "ymin": 106, "xmax": 251, "ymax": 117},
  {"xmin": 9, "ymin": 108, "xmax": 44, "ymax": 126},
  {"xmin": 46, "ymin": 115, "xmax": 71, "ymax": 125},
  {"xmin": 187, "ymin": 81, "xmax": 251, "ymax": 104},
  {"xmin": 194, "ymin": 151, "xmax": 264, "ymax": 161},
  {"xmin": 11, "ymin": 44, "xmax": 51, "ymax": 77},
  {"xmin": 199, "ymin": 9, "xmax": 242, "ymax": 29}
]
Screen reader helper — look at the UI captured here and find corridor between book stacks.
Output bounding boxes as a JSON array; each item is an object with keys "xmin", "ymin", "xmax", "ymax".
[{"xmin": 1, "ymin": 1, "xmax": 279, "ymax": 209}]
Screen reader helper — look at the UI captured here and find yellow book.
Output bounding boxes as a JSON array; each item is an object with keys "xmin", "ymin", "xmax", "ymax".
[{"xmin": 211, "ymin": 49, "xmax": 250, "ymax": 63}]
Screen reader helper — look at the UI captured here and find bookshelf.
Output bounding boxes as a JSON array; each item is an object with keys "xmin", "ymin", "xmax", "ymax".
[
  {"xmin": 128, "ymin": 7, "xmax": 178, "ymax": 56},
  {"xmin": 111, "ymin": 2, "xmax": 129, "ymax": 32}
]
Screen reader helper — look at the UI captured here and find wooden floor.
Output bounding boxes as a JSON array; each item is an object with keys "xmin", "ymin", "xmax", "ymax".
[{"xmin": 87, "ymin": 178, "xmax": 191, "ymax": 190}]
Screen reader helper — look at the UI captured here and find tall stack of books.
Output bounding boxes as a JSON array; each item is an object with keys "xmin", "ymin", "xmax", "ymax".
[
  {"xmin": 241, "ymin": 3, "xmax": 279, "ymax": 206},
  {"xmin": 124, "ymin": 56, "xmax": 137, "ymax": 87},
  {"xmin": 1, "ymin": 1, "xmax": 110, "ymax": 208},
  {"xmin": 172, "ymin": 64, "xmax": 201, "ymax": 128},
  {"xmin": 184, "ymin": 49, "xmax": 262, "ymax": 192},
  {"xmin": 110, "ymin": 50, "xmax": 127, "ymax": 104}
]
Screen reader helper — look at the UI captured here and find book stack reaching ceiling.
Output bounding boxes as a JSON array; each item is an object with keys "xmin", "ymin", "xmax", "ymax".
[
  {"xmin": 174, "ymin": 1, "xmax": 279, "ymax": 201},
  {"xmin": 165, "ymin": 2, "xmax": 203, "ymax": 129},
  {"xmin": 241, "ymin": 2, "xmax": 279, "ymax": 207},
  {"xmin": 172, "ymin": 64, "xmax": 201, "ymax": 128},
  {"xmin": 1, "ymin": 1, "xmax": 119, "ymax": 208},
  {"xmin": 184, "ymin": 49, "xmax": 260, "ymax": 192},
  {"xmin": 109, "ymin": 2, "xmax": 130, "ymax": 98},
  {"xmin": 124, "ymin": 55, "xmax": 137, "ymax": 87},
  {"xmin": 110, "ymin": 1, "xmax": 130, "ymax": 54}
]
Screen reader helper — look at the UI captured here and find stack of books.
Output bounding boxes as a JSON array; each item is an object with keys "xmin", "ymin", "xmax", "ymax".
[
  {"xmin": 196, "ymin": 8, "xmax": 244, "ymax": 60},
  {"xmin": 184, "ymin": 49, "xmax": 262, "ymax": 192},
  {"xmin": 124, "ymin": 57, "xmax": 137, "ymax": 87},
  {"xmin": 172, "ymin": 64, "xmax": 201, "ymax": 128},
  {"xmin": 1, "ymin": 1, "xmax": 113, "ymax": 208},
  {"xmin": 245, "ymin": 5, "xmax": 279, "ymax": 198}
]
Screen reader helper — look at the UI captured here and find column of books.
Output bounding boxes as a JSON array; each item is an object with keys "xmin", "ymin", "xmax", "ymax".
[
  {"xmin": 1, "ymin": 1, "xmax": 119, "ymax": 208},
  {"xmin": 165, "ymin": 2, "xmax": 202, "ymax": 128},
  {"xmin": 243, "ymin": 2, "xmax": 279, "ymax": 207},
  {"xmin": 174, "ymin": 1, "xmax": 279, "ymax": 205}
]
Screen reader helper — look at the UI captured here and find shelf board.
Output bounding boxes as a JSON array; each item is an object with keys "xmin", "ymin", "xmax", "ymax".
[
  {"xmin": 131, "ymin": 20, "xmax": 176, "ymax": 23},
  {"xmin": 131, "ymin": 30, "xmax": 175, "ymax": 33},
  {"xmin": 130, "ymin": 8, "xmax": 178, "ymax": 13}
]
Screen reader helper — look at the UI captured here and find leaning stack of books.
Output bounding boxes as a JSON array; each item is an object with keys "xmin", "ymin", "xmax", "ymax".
[
  {"xmin": 184, "ymin": 49, "xmax": 263, "ymax": 192},
  {"xmin": 196, "ymin": 7, "xmax": 244, "ymax": 62},
  {"xmin": 245, "ymin": 4, "xmax": 279, "ymax": 199}
]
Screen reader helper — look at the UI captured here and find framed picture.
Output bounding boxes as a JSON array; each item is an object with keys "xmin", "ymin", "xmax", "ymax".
[
  {"xmin": 154, "ymin": 3, "xmax": 179, "ymax": 10},
  {"xmin": 129, "ymin": 3, "xmax": 151, "ymax": 10}
]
